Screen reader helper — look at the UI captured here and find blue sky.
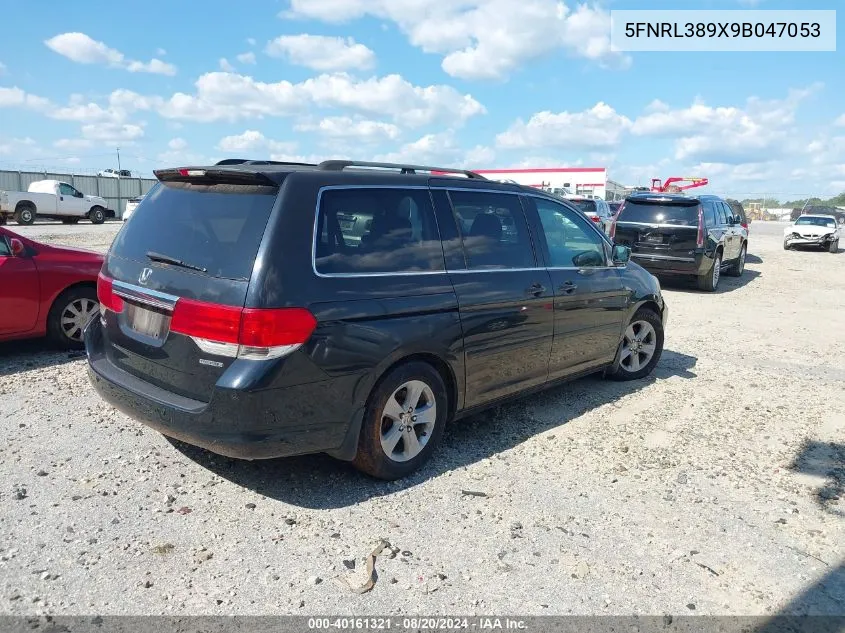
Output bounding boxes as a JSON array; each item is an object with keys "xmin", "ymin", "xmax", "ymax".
[{"xmin": 0, "ymin": 0, "xmax": 842, "ymax": 201}]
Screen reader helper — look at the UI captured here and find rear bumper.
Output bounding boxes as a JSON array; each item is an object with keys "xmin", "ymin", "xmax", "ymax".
[
  {"xmin": 84, "ymin": 319, "xmax": 354, "ymax": 460},
  {"xmin": 631, "ymin": 253, "xmax": 706, "ymax": 276}
]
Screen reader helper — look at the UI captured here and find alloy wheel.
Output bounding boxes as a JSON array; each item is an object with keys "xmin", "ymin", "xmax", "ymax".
[
  {"xmin": 60, "ymin": 298, "xmax": 99, "ymax": 342},
  {"xmin": 379, "ymin": 379, "xmax": 437, "ymax": 462},
  {"xmin": 620, "ymin": 320, "xmax": 657, "ymax": 373}
]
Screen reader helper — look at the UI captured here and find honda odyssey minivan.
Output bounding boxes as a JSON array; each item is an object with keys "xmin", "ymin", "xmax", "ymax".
[{"xmin": 86, "ymin": 159, "xmax": 668, "ymax": 479}]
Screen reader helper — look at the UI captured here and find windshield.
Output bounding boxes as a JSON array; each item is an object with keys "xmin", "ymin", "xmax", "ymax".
[
  {"xmin": 795, "ymin": 217, "xmax": 836, "ymax": 228},
  {"xmin": 567, "ymin": 199, "xmax": 597, "ymax": 214},
  {"xmin": 617, "ymin": 200, "xmax": 700, "ymax": 226},
  {"xmin": 110, "ymin": 181, "xmax": 277, "ymax": 280}
]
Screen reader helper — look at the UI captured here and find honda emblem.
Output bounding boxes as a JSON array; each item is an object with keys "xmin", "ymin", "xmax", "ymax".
[{"xmin": 139, "ymin": 267, "xmax": 152, "ymax": 285}]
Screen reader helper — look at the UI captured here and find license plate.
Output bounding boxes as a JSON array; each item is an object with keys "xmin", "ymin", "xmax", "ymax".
[
  {"xmin": 643, "ymin": 234, "xmax": 663, "ymax": 243},
  {"xmin": 126, "ymin": 303, "xmax": 170, "ymax": 339}
]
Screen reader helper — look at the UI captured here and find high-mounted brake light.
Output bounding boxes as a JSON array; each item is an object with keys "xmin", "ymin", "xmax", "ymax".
[
  {"xmin": 97, "ymin": 272, "xmax": 124, "ymax": 313},
  {"xmin": 169, "ymin": 298, "xmax": 317, "ymax": 360},
  {"xmin": 178, "ymin": 169, "xmax": 206, "ymax": 177},
  {"xmin": 696, "ymin": 205, "xmax": 705, "ymax": 248}
]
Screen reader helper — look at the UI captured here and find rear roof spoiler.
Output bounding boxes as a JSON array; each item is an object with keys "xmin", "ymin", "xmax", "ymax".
[{"xmin": 154, "ymin": 167, "xmax": 278, "ymax": 187}]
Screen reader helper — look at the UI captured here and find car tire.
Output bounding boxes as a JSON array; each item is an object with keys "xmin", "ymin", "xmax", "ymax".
[
  {"xmin": 89, "ymin": 206, "xmax": 106, "ymax": 225},
  {"xmin": 61, "ymin": 218, "xmax": 80, "ymax": 225},
  {"xmin": 726, "ymin": 243, "xmax": 747, "ymax": 277},
  {"xmin": 47, "ymin": 285, "xmax": 100, "ymax": 350},
  {"xmin": 14, "ymin": 205, "xmax": 36, "ymax": 225},
  {"xmin": 783, "ymin": 240, "xmax": 790, "ymax": 250},
  {"xmin": 697, "ymin": 251, "xmax": 721, "ymax": 292},
  {"xmin": 830, "ymin": 239, "xmax": 839, "ymax": 254},
  {"xmin": 607, "ymin": 308, "xmax": 664, "ymax": 382},
  {"xmin": 351, "ymin": 361, "xmax": 448, "ymax": 480}
]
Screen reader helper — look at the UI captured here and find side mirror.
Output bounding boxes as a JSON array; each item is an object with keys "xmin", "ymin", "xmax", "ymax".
[
  {"xmin": 612, "ymin": 244, "xmax": 631, "ymax": 265},
  {"xmin": 75, "ymin": 191, "xmax": 84, "ymax": 198},
  {"xmin": 10, "ymin": 238, "xmax": 25, "ymax": 257}
]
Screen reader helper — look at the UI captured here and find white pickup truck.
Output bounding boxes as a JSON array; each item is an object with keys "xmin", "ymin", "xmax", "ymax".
[{"xmin": 0, "ymin": 180, "xmax": 110, "ymax": 225}]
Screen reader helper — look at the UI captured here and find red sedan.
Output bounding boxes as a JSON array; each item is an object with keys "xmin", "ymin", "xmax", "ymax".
[{"xmin": 0, "ymin": 227, "xmax": 103, "ymax": 349}]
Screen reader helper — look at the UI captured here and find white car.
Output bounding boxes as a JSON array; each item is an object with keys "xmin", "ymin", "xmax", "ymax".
[
  {"xmin": 784, "ymin": 214, "xmax": 840, "ymax": 253},
  {"xmin": 98, "ymin": 168, "xmax": 133, "ymax": 178},
  {"xmin": 122, "ymin": 196, "xmax": 144, "ymax": 221}
]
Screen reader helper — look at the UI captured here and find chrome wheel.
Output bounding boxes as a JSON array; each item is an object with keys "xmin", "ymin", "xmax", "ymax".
[
  {"xmin": 620, "ymin": 320, "xmax": 657, "ymax": 373},
  {"xmin": 60, "ymin": 297, "xmax": 99, "ymax": 342},
  {"xmin": 379, "ymin": 379, "xmax": 437, "ymax": 462}
]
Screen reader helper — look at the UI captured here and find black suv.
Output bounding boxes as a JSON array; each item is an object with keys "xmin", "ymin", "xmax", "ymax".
[
  {"xmin": 85, "ymin": 160, "xmax": 668, "ymax": 480},
  {"xmin": 610, "ymin": 192, "xmax": 749, "ymax": 292}
]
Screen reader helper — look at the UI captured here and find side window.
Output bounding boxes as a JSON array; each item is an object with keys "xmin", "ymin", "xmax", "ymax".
[
  {"xmin": 534, "ymin": 198, "xmax": 607, "ymax": 268},
  {"xmin": 448, "ymin": 191, "xmax": 535, "ymax": 270},
  {"xmin": 703, "ymin": 201, "xmax": 717, "ymax": 227},
  {"xmin": 713, "ymin": 201, "xmax": 727, "ymax": 225},
  {"xmin": 314, "ymin": 188, "xmax": 444, "ymax": 275},
  {"xmin": 0, "ymin": 237, "xmax": 10, "ymax": 257},
  {"xmin": 59, "ymin": 183, "xmax": 75, "ymax": 196},
  {"xmin": 721, "ymin": 202, "xmax": 734, "ymax": 223}
]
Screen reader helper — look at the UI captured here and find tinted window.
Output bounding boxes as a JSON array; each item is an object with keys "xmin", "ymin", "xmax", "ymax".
[
  {"xmin": 703, "ymin": 202, "xmax": 717, "ymax": 227},
  {"xmin": 110, "ymin": 182, "xmax": 277, "ymax": 280},
  {"xmin": 795, "ymin": 216, "xmax": 837, "ymax": 228},
  {"xmin": 567, "ymin": 199, "xmax": 597, "ymax": 214},
  {"xmin": 715, "ymin": 202, "xmax": 728, "ymax": 224},
  {"xmin": 449, "ymin": 191, "xmax": 535, "ymax": 269},
  {"xmin": 618, "ymin": 200, "xmax": 700, "ymax": 226},
  {"xmin": 534, "ymin": 198, "xmax": 607, "ymax": 268},
  {"xmin": 315, "ymin": 188, "xmax": 444, "ymax": 275},
  {"xmin": 0, "ymin": 237, "xmax": 10, "ymax": 257},
  {"xmin": 59, "ymin": 183, "xmax": 75, "ymax": 196}
]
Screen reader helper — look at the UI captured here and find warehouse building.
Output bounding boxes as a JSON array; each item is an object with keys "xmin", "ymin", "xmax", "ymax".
[{"xmin": 472, "ymin": 167, "xmax": 609, "ymax": 199}]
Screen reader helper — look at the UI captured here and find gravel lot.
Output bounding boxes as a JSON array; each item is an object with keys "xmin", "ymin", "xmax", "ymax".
[{"xmin": 1, "ymin": 220, "xmax": 843, "ymax": 616}]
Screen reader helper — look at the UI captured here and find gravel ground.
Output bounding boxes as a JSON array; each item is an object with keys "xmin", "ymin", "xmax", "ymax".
[{"xmin": 1, "ymin": 220, "xmax": 843, "ymax": 616}]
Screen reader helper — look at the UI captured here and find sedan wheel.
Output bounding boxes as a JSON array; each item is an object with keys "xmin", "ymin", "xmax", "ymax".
[{"xmin": 60, "ymin": 297, "xmax": 99, "ymax": 342}]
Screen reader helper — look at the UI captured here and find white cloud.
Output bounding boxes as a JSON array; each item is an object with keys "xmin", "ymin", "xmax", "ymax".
[
  {"xmin": 44, "ymin": 32, "xmax": 177, "ymax": 75},
  {"xmin": 294, "ymin": 116, "xmax": 400, "ymax": 143},
  {"xmin": 156, "ymin": 48, "xmax": 167, "ymax": 56},
  {"xmin": 835, "ymin": 113, "xmax": 845, "ymax": 126},
  {"xmin": 219, "ymin": 58, "xmax": 236, "ymax": 72},
  {"xmin": 168, "ymin": 137, "xmax": 187, "ymax": 151},
  {"xmin": 0, "ymin": 86, "xmax": 52, "ymax": 111},
  {"xmin": 81, "ymin": 122, "xmax": 145, "ymax": 142},
  {"xmin": 236, "ymin": 51, "xmax": 257, "ymax": 65},
  {"xmin": 127, "ymin": 58, "xmax": 177, "ymax": 76},
  {"xmin": 54, "ymin": 138, "xmax": 94, "ymax": 151},
  {"xmin": 284, "ymin": 0, "xmax": 628, "ymax": 80},
  {"xmin": 265, "ymin": 35, "xmax": 375, "ymax": 71},
  {"xmin": 247, "ymin": 38, "xmax": 257, "ymax": 46},
  {"xmin": 157, "ymin": 71, "xmax": 484, "ymax": 127},
  {"xmin": 632, "ymin": 85, "xmax": 820, "ymax": 164},
  {"xmin": 496, "ymin": 103, "xmax": 632, "ymax": 150},
  {"xmin": 217, "ymin": 129, "xmax": 297, "ymax": 155},
  {"xmin": 374, "ymin": 131, "xmax": 493, "ymax": 169}
]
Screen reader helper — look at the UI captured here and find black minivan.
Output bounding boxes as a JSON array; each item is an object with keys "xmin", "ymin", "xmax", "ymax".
[
  {"xmin": 610, "ymin": 192, "xmax": 748, "ymax": 292},
  {"xmin": 86, "ymin": 160, "xmax": 668, "ymax": 479}
]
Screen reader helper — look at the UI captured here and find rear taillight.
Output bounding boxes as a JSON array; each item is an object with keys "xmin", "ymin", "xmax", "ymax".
[
  {"xmin": 170, "ymin": 298, "xmax": 317, "ymax": 360},
  {"xmin": 97, "ymin": 273, "xmax": 124, "ymax": 313},
  {"xmin": 696, "ymin": 205, "xmax": 705, "ymax": 248},
  {"xmin": 590, "ymin": 215, "xmax": 601, "ymax": 223}
]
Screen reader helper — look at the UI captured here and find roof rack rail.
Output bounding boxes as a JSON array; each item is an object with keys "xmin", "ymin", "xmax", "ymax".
[
  {"xmin": 215, "ymin": 158, "xmax": 318, "ymax": 167},
  {"xmin": 317, "ymin": 160, "xmax": 487, "ymax": 180}
]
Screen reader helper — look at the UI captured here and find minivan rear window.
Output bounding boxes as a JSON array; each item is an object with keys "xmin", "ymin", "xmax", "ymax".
[
  {"xmin": 110, "ymin": 181, "xmax": 277, "ymax": 280},
  {"xmin": 618, "ymin": 200, "xmax": 700, "ymax": 226}
]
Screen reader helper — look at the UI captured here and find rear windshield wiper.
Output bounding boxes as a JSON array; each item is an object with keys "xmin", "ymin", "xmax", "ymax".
[{"xmin": 146, "ymin": 251, "xmax": 208, "ymax": 273}]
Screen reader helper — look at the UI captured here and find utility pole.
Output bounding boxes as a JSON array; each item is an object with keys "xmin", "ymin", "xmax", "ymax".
[{"xmin": 116, "ymin": 147, "xmax": 122, "ymax": 220}]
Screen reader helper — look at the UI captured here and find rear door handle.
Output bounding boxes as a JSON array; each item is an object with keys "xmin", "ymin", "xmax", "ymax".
[
  {"xmin": 527, "ymin": 282, "xmax": 546, "ymax": 296},
  {"xmin": 560, "ymin": 281, "xmax": 578, "ymax": 294}
]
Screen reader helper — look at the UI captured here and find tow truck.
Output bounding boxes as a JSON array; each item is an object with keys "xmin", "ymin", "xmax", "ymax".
[{"xmin": 650, "ymin": 177, "xmax": 709, "ymax": 193}]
